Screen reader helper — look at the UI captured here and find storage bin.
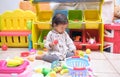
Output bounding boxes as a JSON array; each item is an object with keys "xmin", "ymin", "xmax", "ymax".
[
  {"xmin": 84, "ymin": 10, "xmax": 101, "ymax": 29},
  {"xmin": 68, "ymin": 10, "xmax": 83, "ymax": 29},
  {"xmin": 54, "ymin": 10, "xmax": 68, "ymax": 16},
  {"xmin": 37, "ymin": 11, "xmax": 53, "ymax": 29}
]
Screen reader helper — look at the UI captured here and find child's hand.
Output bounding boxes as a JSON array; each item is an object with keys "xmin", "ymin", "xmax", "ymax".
[{"xmin": 49, "ymin": 40, "xmax": 58, "ymax": 48}]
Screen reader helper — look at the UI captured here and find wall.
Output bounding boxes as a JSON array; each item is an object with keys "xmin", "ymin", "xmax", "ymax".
[{"xmin": 0, "ymin": 0, "xmax": 20, "ymax": 14}]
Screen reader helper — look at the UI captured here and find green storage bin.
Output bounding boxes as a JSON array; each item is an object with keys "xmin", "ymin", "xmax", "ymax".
[
  {"xmin": 38, "ymin": 30, "xmax": 50, "ymax": 48},
  {"xmin": 68, "ymin": 10, "xmax": 83, "ymax": 29}
]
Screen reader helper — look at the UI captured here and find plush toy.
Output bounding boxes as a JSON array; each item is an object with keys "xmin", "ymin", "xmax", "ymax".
[{"xmin": 114, "ymin": 5, "xmax": 120, "ymax": 20}]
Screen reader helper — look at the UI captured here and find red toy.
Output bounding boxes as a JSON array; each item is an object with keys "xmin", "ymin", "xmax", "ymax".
[
  {"xmin": 2, "ymin": 44, "xmax": 8, "ymax": 51},
  {"xmin": 53, "ymin": 40, "xmax": 58, "ymax": 45},
  {"xmin": 21, "ymin": 52, "xmax": 30, "ymax": 57}
]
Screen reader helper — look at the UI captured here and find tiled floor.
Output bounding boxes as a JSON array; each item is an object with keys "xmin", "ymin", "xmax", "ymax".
[{"xmin": 0, "ymin": 48, "xmax": 120, "ymax": 77}]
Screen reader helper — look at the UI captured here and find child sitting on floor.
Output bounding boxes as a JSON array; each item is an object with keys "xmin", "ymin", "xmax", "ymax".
[{"xmin": 36, "ymin": 13, "xmax": 76, "ymax": 63}]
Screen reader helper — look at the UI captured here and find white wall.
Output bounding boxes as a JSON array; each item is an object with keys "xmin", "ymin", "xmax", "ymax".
[{"xmin": 0, "ymin": 0, "xmax": 20, "ymax": 14}]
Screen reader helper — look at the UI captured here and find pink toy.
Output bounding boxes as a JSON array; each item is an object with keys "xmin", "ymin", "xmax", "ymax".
[
  {"xmin": 0, "ymin": 60, "xmax": 29, "ymax": 74},
  {"xmin": 2, "ymin": 44, "xmax": 8, "ymax": 51},
  {"xmin": 30, "ymin": 49, "xmax": 36, "ymax": 54}
]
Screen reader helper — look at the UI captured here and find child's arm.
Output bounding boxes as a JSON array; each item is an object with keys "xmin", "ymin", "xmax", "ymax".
[
  {"xmin": 44, "ymin": 31, "xmax": 54, "ymax": 49},
  {"xmin": 45, "ymin": 31, "xmax": 56, "ymax": 49},
  {"xmin": 65, "ymin": 32, "xmax": 76, "ymax": 52}
]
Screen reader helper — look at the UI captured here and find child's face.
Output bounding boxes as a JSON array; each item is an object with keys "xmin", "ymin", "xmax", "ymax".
[{"xmin": 54, "ymin": 24, "xmax": 68, "ymax": 34}]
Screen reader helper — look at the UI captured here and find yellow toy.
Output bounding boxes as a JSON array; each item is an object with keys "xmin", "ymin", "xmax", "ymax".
[
  {"xmin": 86, "ymin": 49, "xmax": 91, "ymax": 54},
  {"xmin": 37, "ymin": 50, "xmax": 44, "ymax": 55},
  {"xmin": 34, "ymin": 68, "xmax": 42, "ymax": 73},
  {"xmin": 60, "ymin": 69, "xmax": 69, "ymax": 75},
  {"xmin": 7, "ymin": 57, "xmax": 24, "ymax": 67}
]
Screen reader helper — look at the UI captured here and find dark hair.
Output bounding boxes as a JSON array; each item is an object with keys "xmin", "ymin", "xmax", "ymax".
[{"xmin": 52, "ymin": 13, "xmax": 68, "ymax": 27}]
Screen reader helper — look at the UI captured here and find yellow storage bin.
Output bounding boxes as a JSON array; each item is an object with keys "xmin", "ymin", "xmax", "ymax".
[
  {"xmin": 37, "ymin": 10, "xmax": 53, "ymax": 29},
  {"xmin": 84, "ymin": 10, "xmax": 101, "ymax": 29}
]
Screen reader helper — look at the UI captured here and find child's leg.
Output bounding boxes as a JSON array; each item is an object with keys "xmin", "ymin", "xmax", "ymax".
[
  {"xmin": 42, "ymin": 54, "xmax": 59, "ymax": 63},
  {"xmin": 66, "ymin": 51, "xmax": 74, "ymax": 58}
]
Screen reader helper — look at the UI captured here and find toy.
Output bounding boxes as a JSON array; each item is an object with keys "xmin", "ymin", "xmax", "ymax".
[
  {"xmin": 42, "ymin": 68, "xmax": 51, "ymax": 76},
  {"xmin": 37, "ymin": 50, "xmax": 44, "ymax": 55},
  {"xmin": 75, "ymin": 50, "xmax": 84, "ymax": 57},
  {"xmin": 7, "ymin": 59, "xmax": 23, "ymax": 67},
  {"xmin": 34, "ymin": 68, "xmax": 42, "ymax": 73},
  {"xmin": 86, "ymin": 49, "xmax": 91, "ymax": 54},
  {"xmin": 2, "ymin": 44, "xmax": 8, "ymax": 51},
  {"xmin": 53, "ymin": 40, "xmax": 58, "ymax": 45},
  {"xmin": 0, "ymin": 60, "xmax": 29, "ymax": 74},
  {"xmin": 45, "ymin": 71, "xmax": 56, "ymax": 77},
  {"xmin": 73, "ymin": 36, "xmax": 81, "ymax": 42},
  {"xmin": 114, "ymin": 5, "xmax": 120, "ymax": 20},
  {"xmin": 51, "ymin": 60, "xmax": 62, "ymax": 73},
  {"xmin": 27, "ymin": 56, "xmax": 34, "ymax": 62},
  {"xmin": 30, "ymin": 49, "xmax": 36, "ymax": 54},
  {"xmin": 60, "ymin": 69, "xmax": 69, "ymax": 75},
  {"xmin": 21, "ymin": 51, "xmax": 30, "ymax": 57},
  {"xmin": 7, "ymin": 57, "xmax": 24, "ymax": 67},
  {"xmin": 87, "ymin": 32, "xmax": 96, "ymax": 44}
]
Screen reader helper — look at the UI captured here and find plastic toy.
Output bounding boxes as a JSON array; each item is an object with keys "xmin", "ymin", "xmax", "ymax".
[
  {"xmin": 86, "ymin": 49, "xmax": 91, "ymax": 54},
  {"xmin": 73, "ymin": 36, "xmax": 81, "ymax": 42},
  {"xmin": 37, "ymin": 50, "xmax": 44, "ymax": 55},
  {"xmin": 45, "ymin": 71, "xmax": 56, "ymax": 77},
  {"xmin": 27, "ymin": 56, "xmax": 34, "ymax": 62},
  {"xmin": 75, "ymin": 50, "xmax": 84, "ymax": 57},
  {"xmin": 53, "ymin": 40, "xmax": 58, "ymax": 45},
  {"xmin": 34, "ymin": 68, "xmax": 42, "ymax": 73},
  {"xmin": 30, "ymin": 49, "xmax": 36, "ymax": 54},
  {"xmin": 51, "ymin": 60, "xmax": 62, "ymax": 73},
  {"xmin": 42, "ymin": 68, "xmax": 51, "ymax": 76},
  {"xmin": 60, "ymin": 69, "xmax": 69, "ymax": 75},
  {"xmin": 7, "ymin": 57, "xmax": 24, "ymax": 67},
  {"xmin": 2, "ymin": 44, "xmax": 8, "ymax": 51},
  {"xmin": 0, "ymin": 60, "xmax": 29, "ymax": 74},
  {"xmin": 21, "ymin": 51, "xmax": 30, "ymax": 57}
]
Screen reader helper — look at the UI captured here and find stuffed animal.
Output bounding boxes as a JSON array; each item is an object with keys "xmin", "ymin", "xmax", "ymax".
[{"xmin": 114, "ymin": 5, "xmax": 120, "ymax": 20}]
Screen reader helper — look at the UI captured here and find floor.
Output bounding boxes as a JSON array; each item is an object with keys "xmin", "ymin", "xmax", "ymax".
[{"xmin": 0, "ymin": 48, "xmax": 120, "ymax": 77}]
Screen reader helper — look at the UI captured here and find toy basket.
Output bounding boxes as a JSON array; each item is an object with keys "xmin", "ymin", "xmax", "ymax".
[{"xmin": 65, "ymin": 57, "xmax": 89, "ymax": 77}]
